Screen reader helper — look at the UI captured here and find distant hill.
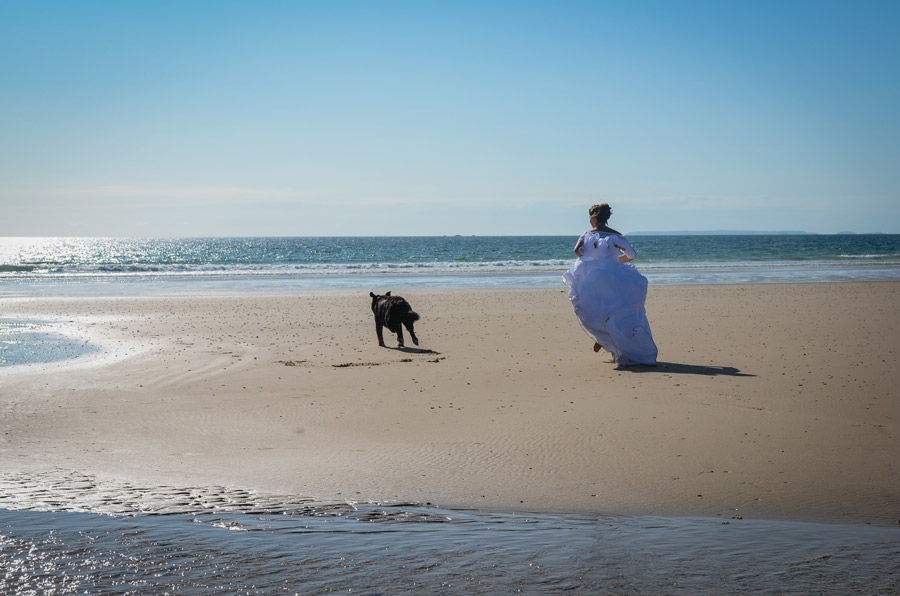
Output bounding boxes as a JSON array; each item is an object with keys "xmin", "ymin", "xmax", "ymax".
[{"xmin": 627, "ymin": 230, "xmax": 811, "ymax": 236}]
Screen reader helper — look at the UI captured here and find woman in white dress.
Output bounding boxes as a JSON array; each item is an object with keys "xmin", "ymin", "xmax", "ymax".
[{"xmin": 563, "ymin": 204, "xmax": 658, "ymax": 366}]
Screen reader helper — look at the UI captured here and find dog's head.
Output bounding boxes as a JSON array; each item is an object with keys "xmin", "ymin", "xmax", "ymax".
[{"xmin": 370, "ymin": 291, "xmax": 391, "ymax": 312}]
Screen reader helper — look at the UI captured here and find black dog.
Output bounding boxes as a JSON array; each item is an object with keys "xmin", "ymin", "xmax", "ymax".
[{"xmin": 369, "ymin": 291, "xmax": 420, "ymax": 347}]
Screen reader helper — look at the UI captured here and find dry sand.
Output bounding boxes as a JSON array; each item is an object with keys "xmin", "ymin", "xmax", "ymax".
[{"xmin": 1, "ymin": 282, "xmax": 898, "ymax": 525}]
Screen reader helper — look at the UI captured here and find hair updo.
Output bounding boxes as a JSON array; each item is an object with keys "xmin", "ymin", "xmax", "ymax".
[{"xmin": 589, "ymin": 203, "xmax": 612, "ymax": 224}]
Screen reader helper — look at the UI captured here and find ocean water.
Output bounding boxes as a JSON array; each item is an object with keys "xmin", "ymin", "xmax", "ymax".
[
  {"xmin": 2, "ymin": 235, "xmax": 899, "ymax": 593},
  {"xmin": 1, "ymin": 234, "xmax": 899, "ymax": 297},
  {"xmin": 1, "ymin": 478, "xmax": 898, "ymax": 595},
  {"xmin": 0, "ymin": 318, "xmax": 99, "ymax": 367}
]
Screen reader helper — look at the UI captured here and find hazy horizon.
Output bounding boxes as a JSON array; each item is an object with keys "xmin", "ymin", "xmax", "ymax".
[{"xmin": 4, "ymin": 230, "xmax": 896, "ymax": 240}]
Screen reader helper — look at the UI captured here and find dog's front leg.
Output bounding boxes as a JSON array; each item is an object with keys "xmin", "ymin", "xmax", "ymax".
[
  {"xmin": 396, "ymin": 325, "xmax": 405, "ymax": 348},
  {"xmin": 375, "ymin": 320, "xmax": 386, "ymax": 347}
]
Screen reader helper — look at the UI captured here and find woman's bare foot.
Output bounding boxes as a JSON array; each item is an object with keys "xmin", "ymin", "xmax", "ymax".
[{"xmin": 593, "ymin": 342, "xmax": 601, "ymax": 353}]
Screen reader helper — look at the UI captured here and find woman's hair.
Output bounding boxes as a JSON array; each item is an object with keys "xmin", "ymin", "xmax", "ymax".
[{"xmin": 589, "ymin": 203, "xmax": 612, "ymax": 224}]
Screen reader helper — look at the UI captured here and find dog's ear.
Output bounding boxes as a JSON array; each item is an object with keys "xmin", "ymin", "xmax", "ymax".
[
  {"xmin": 370, "ymin": 292, "xmax": 376, "ymax": 298},
  {"xmin": 386, "ymin": 291, "xmax": 391, "ymax": 296}
]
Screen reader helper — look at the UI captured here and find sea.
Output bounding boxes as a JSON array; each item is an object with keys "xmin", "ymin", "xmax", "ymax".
[
  {"xmin": 2, "ymin": 234, "xmax": 899, "ymax": 594},
  {"xmin": 2, "ymin": 234, "xmax": 900, "ymax": 298}
]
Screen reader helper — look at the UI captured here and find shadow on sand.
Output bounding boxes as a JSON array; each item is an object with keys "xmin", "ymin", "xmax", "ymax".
[
  {"xmin": 383, "ymin": 346, "xmax": 441, "ymax": 355},
  {"xmin": 618, "ymin": 361, "xmax": 755, "ymax": 377}
]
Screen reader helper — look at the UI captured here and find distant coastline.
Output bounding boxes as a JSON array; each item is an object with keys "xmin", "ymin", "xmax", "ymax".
[
  {"xmin": 627, "ymin": 230, "xmax": 887, "ymax": 235},
  {"xmin": 628, "ymin": 230, "xmax": 811, "ymax": 235}
]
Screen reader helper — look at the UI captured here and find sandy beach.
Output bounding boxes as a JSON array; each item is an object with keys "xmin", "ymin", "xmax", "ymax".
[{"xmin": 1, "ymin": 282, "xmax": 898, "ymax": 525}]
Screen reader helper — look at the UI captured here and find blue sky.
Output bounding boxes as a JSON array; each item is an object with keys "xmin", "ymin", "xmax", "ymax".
[{"xmin": 2, "ymin": 1, "xmax": 898, "ymax": 236}]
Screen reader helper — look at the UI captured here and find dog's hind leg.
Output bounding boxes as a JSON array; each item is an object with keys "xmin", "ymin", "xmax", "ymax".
[
  {"xmin": 404, "ymin": 320, "xmax": 419, "ymax": 346},
  {"xmin": 395, "ymin": 325, "xmax": 405, "ymax": 348}
]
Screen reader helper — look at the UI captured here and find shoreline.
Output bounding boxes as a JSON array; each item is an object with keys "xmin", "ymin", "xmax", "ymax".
[
  {"xmin": 1, "ymin": 283, "xmax": 898, "ymax": 525},
  {"xmin": 4, "ymin": 261, "xmax": 900, "ymax": 299}
]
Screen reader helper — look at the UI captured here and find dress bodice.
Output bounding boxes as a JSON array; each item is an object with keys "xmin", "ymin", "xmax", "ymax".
[{"xmin": 578, "ymin": 232, "xmax": 636, "ymax": 261}]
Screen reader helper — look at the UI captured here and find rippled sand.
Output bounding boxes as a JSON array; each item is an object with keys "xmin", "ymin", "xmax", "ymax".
[{"xmin": 1, "ymin": 283, "xmax": 898, "ymax": 524}]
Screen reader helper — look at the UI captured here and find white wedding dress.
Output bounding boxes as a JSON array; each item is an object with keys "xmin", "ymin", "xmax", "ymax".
[{"xmin": 562, "ymin": 231, "xmax": 658, "ymax": 366}]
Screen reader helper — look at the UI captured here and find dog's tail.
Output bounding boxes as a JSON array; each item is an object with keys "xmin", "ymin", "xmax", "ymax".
[{"xmin": 407, "ymin": 310, "xmax": 420, "ymax": 322}]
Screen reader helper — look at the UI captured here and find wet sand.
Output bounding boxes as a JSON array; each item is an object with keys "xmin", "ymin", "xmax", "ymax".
[{"xmin": 1, "ymin": 283, "xmax": 898, "ymax": 524}]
